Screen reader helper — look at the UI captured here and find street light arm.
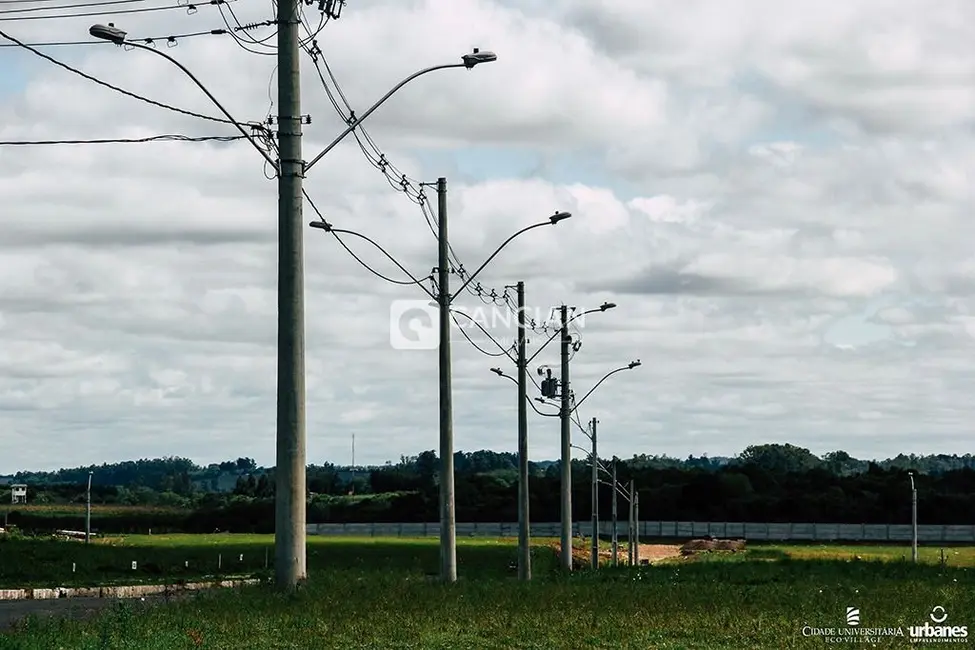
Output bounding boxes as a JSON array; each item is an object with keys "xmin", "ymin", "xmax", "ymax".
[
  {"xmin": 452, "ymin": 213, "xmax": 570, "ymax": 300},
  {"xmin": 572, "ymin": 360, "xmax": 641, "ymax": 412},
  {"xmin": 490, "ymin": 368, "xmax": 559, "ymax": 418},
  {"xmin": 524, "ymin": 303, "xmax": 616, "ymax": 366},
  {"xmin": 306, "ymin": 63, "xmax": 466, "ymax": 172},
  {"xmin": 105, "ymin": 38, "xmax": 277, "ymax": 169},
  {"xmin": 490, "ymin": 368, "xmax": 517, "ymax": 385},
  {"xmin": 309, "ymin": 220, "xmax": 435, "ymax": 300}
]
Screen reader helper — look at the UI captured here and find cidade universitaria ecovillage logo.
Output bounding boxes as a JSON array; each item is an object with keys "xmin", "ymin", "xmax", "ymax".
[{"xmin": 801, "ymin": 605, "xmax": 969, "ymax": 644}]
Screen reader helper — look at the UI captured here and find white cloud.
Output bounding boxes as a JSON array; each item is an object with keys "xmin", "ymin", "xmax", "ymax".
[{"xmin": 1, "ymin": 0, "xmax": 973, "ymax": 473}]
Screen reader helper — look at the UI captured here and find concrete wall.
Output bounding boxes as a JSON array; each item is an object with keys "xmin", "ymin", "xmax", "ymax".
[{"xmin": 306, "ymin": 521, "xmax": 975, "ymax": 542}]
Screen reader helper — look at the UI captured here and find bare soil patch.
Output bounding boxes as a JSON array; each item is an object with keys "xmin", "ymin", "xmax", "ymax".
[
  {"xmin": 546, "ymin": 540, "xmax": 682, "ymax": 568},
  {"xmin": 680, "ymin": 538, "xmax": 747, "ymax": 555}
]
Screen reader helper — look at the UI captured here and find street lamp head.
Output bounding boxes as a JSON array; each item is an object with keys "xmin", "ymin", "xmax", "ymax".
[
  {"xmin": 627, "ymin": 359, "xmax": 642, "ymax": 369},
  {"xmin": 308, "ymin": 220, "xmax": 333, "ymax": 232},
  {"xmin": 89, "ymin": 23, "xmax": 127, "ymax": 44},
  {"xmin": 549, "ymin": 211, "xmax": 572, "ymax": 224},
  {"xmin": 462, "ymin": 48, "xmax": 498, "ymax": 69},
  {"xmin": 490, "ymin": 367, "xmax": 503, "ymax": 376},
  {"xmin": 599, "ymin": 301, "xmax": 617, "ymax": 311}
]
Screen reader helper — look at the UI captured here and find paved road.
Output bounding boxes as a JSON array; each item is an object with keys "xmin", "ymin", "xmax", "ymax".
[{"xmin": 0, "ymin": 595, "xmax": 179, "ymax": 631}]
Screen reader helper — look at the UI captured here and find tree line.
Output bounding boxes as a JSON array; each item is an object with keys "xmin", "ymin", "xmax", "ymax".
[{"xmin": 2, "ymin": 444, "xmax": 973, "ymax": 533}]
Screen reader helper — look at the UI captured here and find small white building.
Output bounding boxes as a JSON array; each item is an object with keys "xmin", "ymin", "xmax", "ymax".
[{"xmin": 10, "ymin": 484, "xmax": 26, "ymax": 505}]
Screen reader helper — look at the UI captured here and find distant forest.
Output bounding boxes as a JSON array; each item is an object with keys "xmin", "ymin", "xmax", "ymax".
[{"xmin": 2, "ymin": 444, "xmax": 973, "ymax": 532}]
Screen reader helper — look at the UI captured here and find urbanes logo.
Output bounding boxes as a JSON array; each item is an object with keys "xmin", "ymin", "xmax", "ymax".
[
  {"xmin": 910, "ymin": 606, "xmax": 969, "ymax": 644},
  {"xmin": 801, "ymin": 606, "xmax": 904, "ymax": 644}
]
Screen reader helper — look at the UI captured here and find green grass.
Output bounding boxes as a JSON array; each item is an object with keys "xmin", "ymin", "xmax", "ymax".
[{"xmin": 1, "ymin": 537, "xmax": 973, "ymax": 649}]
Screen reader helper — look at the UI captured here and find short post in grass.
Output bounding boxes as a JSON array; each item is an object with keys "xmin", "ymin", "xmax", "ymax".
[{"xmin": 218, "ymin": 554, "xmax": 222, "ymax": 570}]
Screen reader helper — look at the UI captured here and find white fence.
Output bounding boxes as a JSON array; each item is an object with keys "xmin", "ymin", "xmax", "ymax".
[{"xmin": 306, "ymin": 521, "xmax": 975, "ymax": 543}]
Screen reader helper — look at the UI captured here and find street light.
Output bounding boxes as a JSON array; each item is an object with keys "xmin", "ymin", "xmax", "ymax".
[
  {"xmin": 909, "ymin": 471, "xmax": 918, "ymax": 563},
  {"xmin": 304, "ymin": 48, "xmax": 497, "ymax": 171},
  {"xmin": 88, "ymin": 24, "xmax": 275, "ymax": 168},
  {"xmin": 451, "ymin": 212, "xmax": 571, "ymax": 300},
  {"xmin": 93, "ymin": 19, "xmax": 496, "ymax": 589},
  {"xmin": 309, "ymin": 210, "xmax": 570, "ymax": 582},
  {"xmin": 573, "ymin": 360, "xmax": 642, "ymax": 411}
]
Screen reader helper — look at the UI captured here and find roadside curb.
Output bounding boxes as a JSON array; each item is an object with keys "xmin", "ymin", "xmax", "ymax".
[{"xmin": 0, "ymin": 578, "xmax": 262, "ymax": 601}]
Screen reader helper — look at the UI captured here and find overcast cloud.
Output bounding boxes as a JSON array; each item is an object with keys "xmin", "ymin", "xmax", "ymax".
[{"xmin": 1, "ymin": 0, "xmax": 973, "ymax": 473}]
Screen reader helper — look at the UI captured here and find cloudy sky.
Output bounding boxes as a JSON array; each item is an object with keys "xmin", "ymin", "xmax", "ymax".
[{"xmin": 1, "ymin": 0, "xmax": 973, "ymax": 473}]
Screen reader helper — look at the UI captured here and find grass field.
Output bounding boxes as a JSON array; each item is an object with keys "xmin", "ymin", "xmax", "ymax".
[{"xmin": 1, "ymin": 535, "xmax": 973, "ymax": 649}]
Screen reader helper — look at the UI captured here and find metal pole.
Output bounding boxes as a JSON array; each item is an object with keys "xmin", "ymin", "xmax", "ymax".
[
  {"xmin": 559, "ymin": 304, "xmax": 572, "ymax": 571},
  {"xmin": 590, "ymin": 418, "xmax": 598, "ymax": 570},
  {"xmin": 274, "ymin": 0, "xmax": 306, "ymax": 591},
  {"xmin": 516, "ymin": 281, "xmax": 531, "ymax": 580},
  {"xmin": 611, "ymin": 460, "xmax": 618, "ymax": 566},
  {"xmin": 85, "ymin": 472, "xmax": 92, "ymax": 545},
  {"xmin": 634, "ymin": 488, "xmax": 640, "ymax": 566},
  {"xmin": 437, "ymin": 177, "xmax": 457, "ymax": 582}
]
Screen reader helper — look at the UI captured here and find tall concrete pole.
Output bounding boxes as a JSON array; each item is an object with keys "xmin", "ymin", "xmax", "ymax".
[
  {"xmin": 274, "ymin": 0, "xmax": 306, "ymax": 590},
  {"xmin": 628, "ymin": 479, "xmax": 634, "ymax": 565},
  {"xmin": 611, "ymin": 460, "xmax": 618, "ymax": 566},
  {"xmin": 437, "ymin": 177, "xmax": 457, "ymax": 582},
  {"xmin": 634, "ymin": 488, "xmax": 640, "ymax": 566},
  {"xmin": 559, "ymin": 305, "xmax": 572, "ymax": 570},
  {"xmin": 516, "ymin": 281, "xmax": 531, "ymax": 580},
  {"xmin": 590, "ymin": 417, "xmax": 598, "ymax": 570},
  {"xmin": 85, "ymin": 472, "xmax": 92, "ymax": 545}
]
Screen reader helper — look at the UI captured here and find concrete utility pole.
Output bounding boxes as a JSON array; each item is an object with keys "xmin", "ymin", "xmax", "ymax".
[
  {"xmin": 611, "ymin": 459, "xmax": 618, "ymax": 566},
  {"xmin": 516, "ymin": 280, "xmax": 531, "ymax": 580},
  {"xmin": 909, "ymin": 471, "xmax": 918, "ymax": 563},
  {"xmin": 590, "ymin": 418, "xmax": 598, "ymax": 570},
  {"xmin": 437, "ymin": 177, "xmax": 457, "ymax": 582},
  {"xmin": 634, "ymin": 488, "xmax": 640, "ymax": 566},
  {"xmin": 628, "ymin": 480, "xmax": 635, "ymax": 565},
  {"xmin": 274, "ymin": 0, "xmax": 306, "ymax": 591},
  {"xmin": 559, "ymin": 305, "xmax": 572, "ymax": 570},
  {"xmin": 85, "ymin": 472, "xmax": 92, "ymax": 545}
]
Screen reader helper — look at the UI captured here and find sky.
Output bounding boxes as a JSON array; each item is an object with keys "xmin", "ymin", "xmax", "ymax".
[{"xmin": 1, "ymin": 0, "xmax": 974, "ymax": 473}]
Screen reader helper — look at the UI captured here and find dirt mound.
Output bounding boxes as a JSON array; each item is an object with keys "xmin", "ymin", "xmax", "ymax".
[
  {"xmin": 680, "ymin": 538, "xmax": 746, "ymax": 555},
  {"xmin": 546, "ymin": 540, "xmax": 681, "ymax": 567}
]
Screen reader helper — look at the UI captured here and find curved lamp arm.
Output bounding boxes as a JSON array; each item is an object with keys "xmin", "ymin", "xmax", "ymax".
[
  {"xmin": 309, "ymin": 221, "xmax": 435, "ymax": 300},
  {"xmin": 88, "ymin": 24, "xmax": 277, "ymax": 169},
  {"xmin": 525, "ymin": 302, "xmax": 617, "ymax": 366},
  {"xmin": 572, "ymin": 360, "xmax": 641, "ymax": 412},
  {"xmin": 305, "ymin": 49, "xmax": 497, "ymax": 171},
  {"xmin": 451, "ymin": 212, "xmax": 571, "ymax": 301},
  {"xmin": 490, "ymin": 368, "xmax": 559, "ymax": 418}
]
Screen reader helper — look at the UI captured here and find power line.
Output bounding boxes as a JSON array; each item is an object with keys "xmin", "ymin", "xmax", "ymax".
[
  {"xmin": 303, "ymin": 188, "xmax": 432, "ymax": 289},
  {"xmin": 0, "ymin": 134, "xmax": 246, "ymax": 145},
  {"xmin": 0, "ymin": 0, "xmax": 230, "ymax": 21},
  {"xmin": 0, "ymin": 0, "xmax": 150, "ymax": 16},
  {"xmin": 0, "ymin": 28, "xmax": 228, "ymax": 47},
  {"xmin": 0, "ymin": 29, "xmax": 241, "ymax": 125}
]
